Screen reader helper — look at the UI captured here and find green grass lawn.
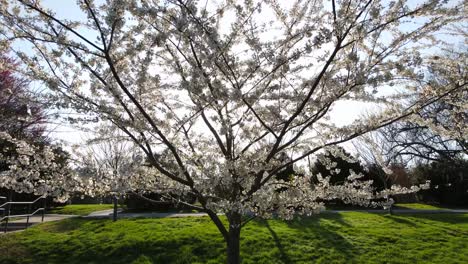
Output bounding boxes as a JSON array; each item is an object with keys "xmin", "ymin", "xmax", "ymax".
[
  {"xmin": 394, "ymin": 203, "xmax": 444, "ymax": 210},
  {"xmin": 48, "ymin": 204, "xmax": 116, "ymax": 216},
  {"xmin": 47, "ymin": 203, "xmax": 453, "ymax": 216},
  {"xmin": 326, "ymin": 203, "xmax": 462, "ymax": 211},
  {"xmin": 0, "ymin": 212, "xmax": 467, "ymax": 264}
]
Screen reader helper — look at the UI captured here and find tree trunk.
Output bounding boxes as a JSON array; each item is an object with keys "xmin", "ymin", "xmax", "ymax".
[
  {"xmin": 113, "ymin": 195, "xmax": 118, "ymax": 221},
  {"xmin": 226, "ymin": 214, "xmax": 241, "ymax": 264},
  {"xmin": 204, "ymin": 208, "xmax": 242, "ymax": 264}
]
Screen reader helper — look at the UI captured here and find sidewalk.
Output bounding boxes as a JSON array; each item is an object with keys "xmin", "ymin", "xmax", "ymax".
[
  {"xmin": 3, "ymin": 208, "xmax": 468, "ymax": 231},
  {"xmin": 84, "ymin": 208, "xmax": 468, "ymax": 220},
  {"xmin": 85, "ymin": 209, "xmax": 211, "ymax": 219},
  {"xmin": 325, "ymin": 208, "xmax": 468, "ymax": 214},
  {"xmin": 1, "ymin": 214, "xmax": 77, "ymax": 233}
]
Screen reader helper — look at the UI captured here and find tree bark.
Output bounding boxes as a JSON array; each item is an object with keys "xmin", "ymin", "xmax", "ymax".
[
  {"xmin": 113, "ymin": 195, "xmax": 118, "ymax": 221},
  {"xmin": 226, "ymin": 213, "xmax": 241, "ymax": 264}
]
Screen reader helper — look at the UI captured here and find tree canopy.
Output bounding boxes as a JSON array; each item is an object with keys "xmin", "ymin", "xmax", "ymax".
[
  {"xmin": 0, "ymin": 53, "xmax": 72, "ymax": 200},
  {"xmin": 0, "ymin": 0, "xmax": 465, "ymax": 262}
]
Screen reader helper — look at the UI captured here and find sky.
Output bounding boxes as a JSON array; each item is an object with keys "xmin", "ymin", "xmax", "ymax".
[
  {"xmin": 12, "ymin": 0, "xmax": 465, "ymax": 151},
  {"xmin": 34, "ymin": 0, "xmax": 374, "ymax": 145}
]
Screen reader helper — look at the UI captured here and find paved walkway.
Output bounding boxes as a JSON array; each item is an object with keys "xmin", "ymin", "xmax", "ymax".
[
  {"xmin": 9, "ymin": 214, "xmax": 77, "ymax": 223},
  {"xmin": 1, "ymin": 214, "xmax": 77, "ymax": 233},
  {"xmin": 3, "ymin": 208, "xmax": 467, "ymax": 233},
  {"xmin": 84, "ymin": 208, "xmax": 468, "ymax": 220},
  {"xmin": 85, "ymin": 209, "xmax": 212, "ymax": 219},
  {"xmin": 325, "ymin": 208, "xmax": 468, "ymax": 214}
]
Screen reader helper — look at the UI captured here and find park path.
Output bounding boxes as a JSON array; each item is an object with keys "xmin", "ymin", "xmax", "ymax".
[
  {"xmin": 84, "ymin": 208, "xmax": 468, "ymax": 220},
  {"xmin": 326, "ymin": 208, "xmax": 468, "ymax": 214},
  {"xmin": 85, "ymin": 209, "xmax": 212, "ymax": 219},
  {"xmin": 1, "ymin": 214, "xmax": 77, "ymax": 233},
  {"xmin": 3, "ymin": 208, "xmax": 467, "ymax": 233}
]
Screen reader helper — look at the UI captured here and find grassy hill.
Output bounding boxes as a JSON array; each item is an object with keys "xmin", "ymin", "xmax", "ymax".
[{"xmin": 1, "ymin": 212, "xmax": 467, "ymax": 264}]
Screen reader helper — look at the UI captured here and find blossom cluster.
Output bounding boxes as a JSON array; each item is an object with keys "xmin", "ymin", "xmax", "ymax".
[
  {"xmin": 0, "ymin": 0, "xmax": 462, "ymax": 223},
  {"xmin": 0, "ymin": 132, "xmax": 77, "ymax": 202}
]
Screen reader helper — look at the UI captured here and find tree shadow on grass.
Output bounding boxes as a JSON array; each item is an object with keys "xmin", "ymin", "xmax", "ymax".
[
  {"xmin": 316, "ymin": 212, "xmax": 352, "ymax": 227},
  {"xmin": 254, "ymin": 213, "xmax": 356, "ymax": 263},
  {"xmin": 36, "ymin": 217, "xmax": 90, "ymax": 233},
  {"xmin": 263, "ymin": 220, "xmax": 293, "ymax": 263},
  {"xmin": 399, "ymin": 213, "xmax": 468, "ymax": 225},
  {"xmin": 13, "ymin": 217, "xmax": 225, "ymax": 264},
  {"xmin": 375, "ymin": 214, "xmax": 419, "ymax": 227},
  {"xmin": 46, "ymin": 217, "xmax": 127, "ymax": 234},
  {"xmin": 372, "ymin": 212, "xmax": 468, "ymax": 227},
  {"xmin": 117, "ymin": 235, "xmax": 226, "ymax": 264},
  {"xmin": 18, "ymin": 212, "xmax": 465, "ymax": 264}
]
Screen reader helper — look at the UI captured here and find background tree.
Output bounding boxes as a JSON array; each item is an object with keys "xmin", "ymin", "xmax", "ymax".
[
  {"xmin": 1, "ymin": 1, "xmax": 463, "ymax": 262},
  {"xmin": 310, "ymin": 147, "xmax": 366, "ymax": 185},
  {"xmin": 354, "ymin": 47, "xmax": 467, "ymax": 207},
  {"xmin": 354, "ymin": 46, "xmax": 467, "ymax": 164},
  {"xmin": 411, "ymin": 158, "xmax": 468, "ymax": 206},
  {"xmin": 0, "ymin": 56, "xmax": 46, "ymax": 139},
  {"xmin": 72, "ymin": 126, "xmax": 188, "ymax": 209},
  {"xmin": 74, "ymin": 127, "xmax": 141, "ymax": 196},
  {"xmin": 0, "ymin": 53, "xmax": 72, "ymax": 201},
  {"xmin": 310, "ymin": 147, "xmax": 392, "ymax": 209},
  {"xmin": 374, "ymin": 49, "xmax": 467, "ymax": 164}
]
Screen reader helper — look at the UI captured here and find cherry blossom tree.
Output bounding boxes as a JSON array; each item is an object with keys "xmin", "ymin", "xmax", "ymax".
[
  {"xmin": 73, "ymin": 126, "xmax": 143, "ymax": 196},
  {"xmin": 0, "ymin": 53, "xmax": 74, "ymax": 201},
  {"xmin": 354, "ymin": 47, "xmax": 467, "ymax": 165},
  {"xmin": 1, "ymin": 0, "xmax": 465, "ymax": 262},
  {"xmin": 0, "ymin": 131, "xmax": 74, "ymax": 201},
  {"xmin": 383, "ymin": 48, "xmax": 467, "ymax": 163}
]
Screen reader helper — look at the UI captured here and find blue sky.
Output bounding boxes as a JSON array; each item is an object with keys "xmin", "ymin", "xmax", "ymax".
[{"xmin": 18, "ymin": 0, "xmax": 464, "ymax": 148}]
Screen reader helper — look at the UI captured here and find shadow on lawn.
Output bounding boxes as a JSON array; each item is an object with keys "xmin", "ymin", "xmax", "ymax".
[
  {"xmin": 263, "ymin": 221, "xmax": 293, "ymax": 263},
  {"xmin": 21, "ymin": 218, "xmax": 225, "ymax": 264},
  {"xmin": 377, "ymin": 214, "xmax": 419, "ymax": 227},
  {"xmin": 39, "ymin": 217, "xmax": 90, "ymax": 233},
  {"xmin": 256, "ymin": 213, "xmax": 355, "ymax": 263},
  {"xmin": 372, "ymin": 212, "xmax": 468, "ymax": 227},
  {"xmin": 8, "ymin": 213, "xmax": 467, "ymax": 264},
  {"xmin": 32, "ymin": 216, "xmax": 357, "ymax": 264},
  {"xmin": 400, "ymin": 213, "xmax": 468, "ymax": 225}
]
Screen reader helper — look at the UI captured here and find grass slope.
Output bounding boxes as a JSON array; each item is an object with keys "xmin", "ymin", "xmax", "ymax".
[
  {"xmin": 48, "ymin": 204, "xmax": 115, "ymax": 216},
  {"xmin": 0, "ymin": 213, "xmax": 467, "ymax": 264},
  {"xmin": 394, "ymin": 203, "xmax": 444, "ymax": 210}
]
